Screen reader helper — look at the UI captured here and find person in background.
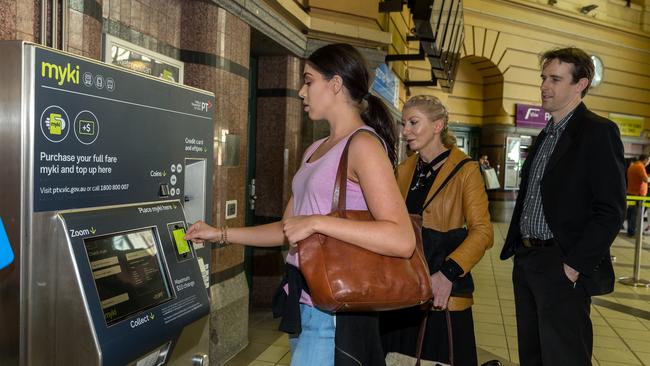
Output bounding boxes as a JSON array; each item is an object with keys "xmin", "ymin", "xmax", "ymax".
[
  {"xmin": 479, "ymin": 154, "xmax": 491, "ymax": 171},
  {"xmin": 626, "ymin": 154, "xmax": 650, "ymax": 237},
  {"xmin": 380, "ymin": 95, "xmax": 494, "ymax": 366},
  {"xmin": 185, "ymin": 43, "xmax": 415, "ymax": 366},
  {"xmin": 500, "ymin": 47, "xmax": 626, "ymax": 366}
]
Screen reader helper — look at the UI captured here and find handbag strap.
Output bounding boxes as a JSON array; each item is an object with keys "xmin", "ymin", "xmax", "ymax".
[
  {"xmin": 415, "ymin": 308, "xmax": 454, "ymax": 366},
  {"xmin": 419, "ymin": 158, "xmax": 473, "ymax": 215},
  {"xmin": 331, "ymin": 129, "xmax": 382, "ymax": 217},
  {"xmin": 414, "ymin": 309, "xmax": 428, "ymax": 366},
  {"xmin": 445, "ymin": 309, "xmax": 454, "ymax": 366}
]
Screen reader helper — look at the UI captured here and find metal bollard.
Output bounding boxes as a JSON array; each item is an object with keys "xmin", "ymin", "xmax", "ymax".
[{"xmin": 619, "ymin": 203, "xmax": 650, "ymax": 287}]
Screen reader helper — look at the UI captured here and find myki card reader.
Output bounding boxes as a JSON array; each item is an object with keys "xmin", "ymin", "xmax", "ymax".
[{"xmin": 169, "ymin": 223, "xmax": 193, "ymax": 262}]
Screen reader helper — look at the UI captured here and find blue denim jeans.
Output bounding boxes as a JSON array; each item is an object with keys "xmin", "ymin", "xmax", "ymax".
[
  {"xmin": 288, "ymin": 304, "xmax": 335, "ymax": 366},
  {"xmin": 627, "ymin": 205, "xmax": 643, "ymax": 236}
]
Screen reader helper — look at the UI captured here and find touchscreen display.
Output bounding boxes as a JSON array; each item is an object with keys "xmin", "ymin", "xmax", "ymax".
[{"xmin": 84, "ymin": 228, "xmax": 172, "ymax": 326}]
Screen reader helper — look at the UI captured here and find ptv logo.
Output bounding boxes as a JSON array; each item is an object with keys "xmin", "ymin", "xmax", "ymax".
[{"xmin": 191, "ymin": 100, "xmax": 213, "ymax": 112}]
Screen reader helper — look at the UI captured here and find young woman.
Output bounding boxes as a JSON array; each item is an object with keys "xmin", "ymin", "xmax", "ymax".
[
  {"xmin": 381, "ymin": 95, "xmax": 494, "ymax": 365},
  {"xmin": 185, "ymin": 43, "xmax": 414, "ymax": 365}
]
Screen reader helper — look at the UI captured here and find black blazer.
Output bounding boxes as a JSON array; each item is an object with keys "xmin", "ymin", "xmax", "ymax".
[{"xmin": 501, "ymin": 103, "xmax": 626, "ymax": 296}]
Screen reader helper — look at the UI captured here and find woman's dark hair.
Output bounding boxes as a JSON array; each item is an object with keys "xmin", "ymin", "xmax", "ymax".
[
  {"xmin": 540, "ymin": 47, "xmax": 594, "ymax": 98},
  {"xmin": 307, "ymin": 43, "xmax": 397, "ymax": 165}
]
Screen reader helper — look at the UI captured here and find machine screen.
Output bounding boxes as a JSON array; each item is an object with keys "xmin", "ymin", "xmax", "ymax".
[{"xmin": 84, "ymin": 228, "xmax": 172, "ymax": 326}]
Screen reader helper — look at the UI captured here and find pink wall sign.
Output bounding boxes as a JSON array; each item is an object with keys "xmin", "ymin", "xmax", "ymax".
[{"xmin": 516, "ymin": 104, "xmax": 550, "ymax": 129}]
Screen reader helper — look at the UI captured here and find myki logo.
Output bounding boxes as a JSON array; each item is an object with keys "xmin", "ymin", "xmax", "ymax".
[
  {"xmin": 41, "ymin": 61, "xmax": 80, "ymax": 86},
  {"xmin": 191, "ymin": 100, "xmax": 213, "ymax": 112}
]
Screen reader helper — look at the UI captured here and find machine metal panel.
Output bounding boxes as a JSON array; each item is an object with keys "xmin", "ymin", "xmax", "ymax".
[
  {"xmin": 0, "ymin": 40, "xmax": 27, "ymax": 366},
  {"xmin": 0, "ymin": 42, "xmax": 215, "ymax": 365},
  {"xmin": 59, "ymin": 201, "xmax": 210, "ymax": 366},
  {"xmin": 28, "ymin": 211, "xmax": 101, "ymax": 365}
]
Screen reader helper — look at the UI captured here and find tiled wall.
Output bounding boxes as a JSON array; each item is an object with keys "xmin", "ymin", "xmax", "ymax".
[
  {"xmin": 179, "ymin": 2, "xmax": 251, "ymax": 364},
  {"xmin": 102, "ymin": 0, "xmax": 181, "ymax": 58},
  {"xmin": 250, "ymin": 55, "xmax": 303, "ymax": 307},
  {"xmin": 0, "ymin": 0, "xmax": 39, "ymax": 42},
  {"xmin": 102, "ymin": 0, "xmax": 253, "ymax": 361},
  {"xmin": 68, "ymin": 0, "xmax": 103, "ymax": 59},
  {"xmin": 103, "ymin": 0, "xmax": 181, "ymax": 49},
  {"xmin": 255, "ymin": 55, "xmax": 302, "ymax": 218}
]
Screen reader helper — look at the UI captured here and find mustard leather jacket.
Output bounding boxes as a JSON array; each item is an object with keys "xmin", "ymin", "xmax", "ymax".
[{"xmin": 396, "ymin": 146, "xmax": 494, "ymax": 311}]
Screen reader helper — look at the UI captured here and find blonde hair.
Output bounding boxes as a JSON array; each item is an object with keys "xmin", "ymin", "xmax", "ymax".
[{"xmin": 403, "ymin": 95, "xmax": 456, "ymax": 148}]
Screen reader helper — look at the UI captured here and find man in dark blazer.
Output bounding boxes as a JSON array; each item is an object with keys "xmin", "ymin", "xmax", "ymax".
[{"xmin": 501, "ymin": 47, "xmax": 626, "ymax": 366}]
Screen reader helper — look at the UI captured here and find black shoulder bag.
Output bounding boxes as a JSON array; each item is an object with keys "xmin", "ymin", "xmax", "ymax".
[{"xmin": 415, "ymin": 157, "xmax": 472, "ymax": 366}]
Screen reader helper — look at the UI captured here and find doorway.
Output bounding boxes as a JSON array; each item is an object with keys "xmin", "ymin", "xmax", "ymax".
[{"xmin": 245, "ymin": 29, "xmax": 303, "ymax": 309}]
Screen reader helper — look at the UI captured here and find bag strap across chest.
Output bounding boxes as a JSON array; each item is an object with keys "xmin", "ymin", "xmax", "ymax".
[
  {"xmin": 419, "ymin": 157, "xmax": 473, "ymax": 214},
  {"xmin": 331, "ymin": 129, "xmax": 381, "ymax": 216}
]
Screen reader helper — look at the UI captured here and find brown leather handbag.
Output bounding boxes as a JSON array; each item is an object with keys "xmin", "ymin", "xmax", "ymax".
[{"xmin": 297, "ymin": 130, "xmax": 433, "ymax": 312}]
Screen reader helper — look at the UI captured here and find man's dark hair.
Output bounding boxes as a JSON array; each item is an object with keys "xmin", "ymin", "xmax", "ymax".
[
  {"xmin": 639, "ymin": 154, "xmax": 649, "ymax": 162},
  {"xmin": 540, "ymin": 47, "xmax": 594, "ymax": 98}
]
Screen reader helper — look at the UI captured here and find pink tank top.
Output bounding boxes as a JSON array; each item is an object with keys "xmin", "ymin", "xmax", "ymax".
[{"xmin": 286, "ymin": 126, "xmax": 379, "ymax": 304}]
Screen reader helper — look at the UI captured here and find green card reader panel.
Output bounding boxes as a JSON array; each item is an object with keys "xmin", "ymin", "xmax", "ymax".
[{"xmin": 168, "ymin": 222, "xmax": 193, "ymax": 262}]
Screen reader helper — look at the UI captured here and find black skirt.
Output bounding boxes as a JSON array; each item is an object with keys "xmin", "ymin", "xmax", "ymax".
[{"xmin": 379, "ymin": 307, "xmax": 478, "ymax": 366}]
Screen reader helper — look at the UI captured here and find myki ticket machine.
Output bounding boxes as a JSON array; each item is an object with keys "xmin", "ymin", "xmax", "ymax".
[{"xmin": 0, "ymin": 41, "xmax": 215, "ymax": 365}]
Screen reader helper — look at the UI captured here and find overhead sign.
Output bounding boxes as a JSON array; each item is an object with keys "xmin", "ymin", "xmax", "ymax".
[
  {"xmin": 104, "ymin": 34, "xmax": 183, "ymax": 83},
  {"xmin": 609, "ymin": 113, "xmax": 644, "ymax": 137},
  {"xmin": 372, "ymin": 63, "xmax": 399, "ymax": 108},
  {"xmin": 515, "ymin": 104, "xmax": 550, "ymax": 129}
]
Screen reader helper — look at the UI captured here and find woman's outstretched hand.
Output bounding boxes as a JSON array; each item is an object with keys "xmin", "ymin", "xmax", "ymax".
[
  {"xmin": 282, "ymin": 215, "xmax": 321, "ymax": 247},
  {"xmin": 184, "ymin": 220, "xmax": 220, "ymax": 244}
]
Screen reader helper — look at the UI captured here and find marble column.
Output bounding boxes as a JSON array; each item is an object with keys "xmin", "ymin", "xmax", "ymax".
[
  {"xmin": 0, "ymin": 0, "xmax": 39, "ymax": 42},
  {"xmin": 67, "ymin": 0, "xmax": 103, "ymax": 59},
  {"xmin": 180, "ymin": 2, "xmax": 251, "ymax": 364},
  {"xmin": 255, "ymin": 55, "xmax": 303, "ymax": 217},
  {"xmin": 101, "ymin": 0, "xmax": 182, "ymax": 59}
]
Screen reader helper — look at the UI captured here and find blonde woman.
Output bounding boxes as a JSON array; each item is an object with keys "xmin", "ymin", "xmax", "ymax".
[{"xmin": 381, "ymin": 95, "xmax": 494, "ymax": 365}]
